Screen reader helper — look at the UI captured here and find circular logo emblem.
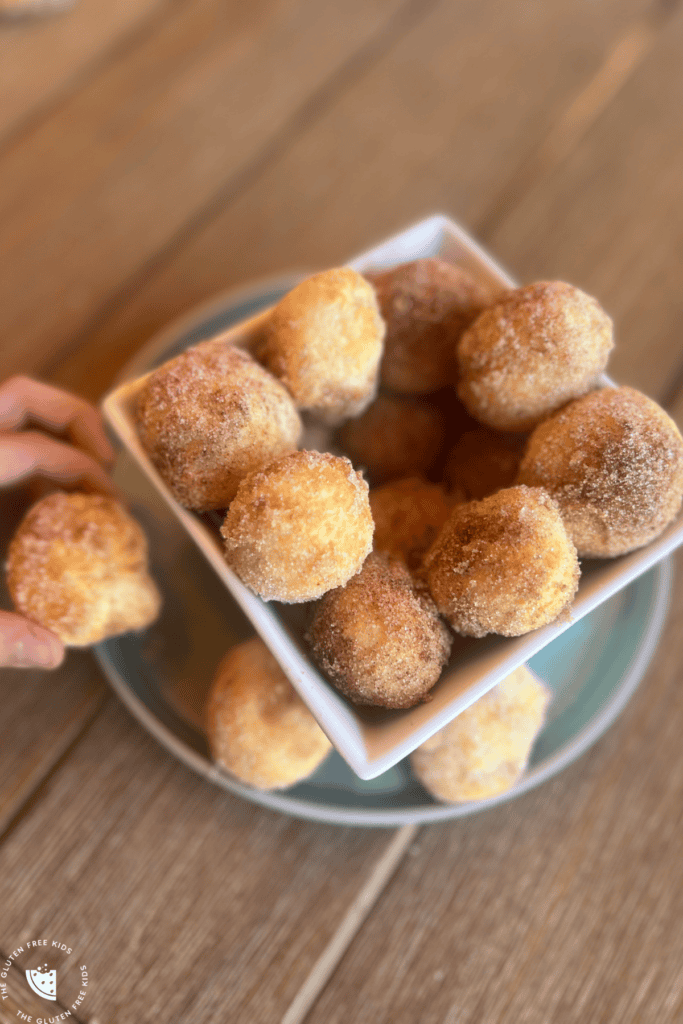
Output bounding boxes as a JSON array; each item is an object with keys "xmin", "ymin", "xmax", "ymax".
[{"xmin": 0, "ymin": 938, "xmax": 89, "ymax": 1021}]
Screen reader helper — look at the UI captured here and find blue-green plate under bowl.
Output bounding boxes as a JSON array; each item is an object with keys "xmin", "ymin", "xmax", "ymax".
[{"xmin": 94, "ymin": 278, "xmax": 673, "ymax": 828}]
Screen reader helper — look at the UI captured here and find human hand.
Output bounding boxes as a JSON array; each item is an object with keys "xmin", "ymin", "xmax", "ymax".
[{"xmin": 0, "ymin": 375, "xmax": 117, "ymax": 669}]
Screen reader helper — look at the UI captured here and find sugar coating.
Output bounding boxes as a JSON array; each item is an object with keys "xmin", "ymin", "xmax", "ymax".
[
  {"xmin": 221, "ymin": 450, "xmax": 373, "ymax": 603},
  {"xmin": 457, "ymin": 281, "xmax": 613, "ymax": 431},
  {"xmin": 7, "ymin": 491, "xmax": 161, "ymax": 646},
  {"xmin": 425, "ymin": 485, "xmax": 580, "ymax": 637},
  {"xmin": 517, "ymin": 386, "xmax": 683, "ymax": 557},
  {"xmin": 370, "ymin": 476, "xmax": 461, "ymax": 572},
  {"xmin": 411, "ymin": 665, "xmax": 550, "ymax": 802},
  {"xmin": 444, "ymin": 426, "xmax": 525, "ymax": 500},
  {"xmin": 367, "ymin": 258, "xmax": 491, "ymax": 394},
  {"xmin": 339, "ymin": 394, "xmax": 446, "ymax": 485},
  {"xmin": 306, "ymin": 552, "xmax": 452, "ymax": 709},
  {"xmin": 257, "ymin": 268, "xmax": 385, "ymax": 424},
  {"xmin": 136, "ymin": 339, "xmax": 301, "ymax": 511},
  {"xmin": 205, "ymin": 636, "xmax": 331, "ymax": 790}
]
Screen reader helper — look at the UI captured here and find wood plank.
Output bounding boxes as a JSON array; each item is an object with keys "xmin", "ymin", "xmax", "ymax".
[
  {"xmin": 0, "ymin": 0, "xmax": 176, "ymax": 145},
  {"xmin": 46, "ymin": 0, "xmax": 660, "ymax": 402},
  {"xmin": 0, "ymin": 699, "xmax": 399, "ymax": 1023},
  {"xmin": 293, "ymin": 551, "xmax": 683, "ymax": 1024},
  {"xmin": 0, "ymin": 487, "xmax": 105, "ymax": 839},
  {"xmin": 0, "ymin": 657, "xmax": 104, "ymax": 837},
  {"xmin": 484, "ymin": 2, "xmax": 683, "ymax": 402},
  {"xmin": 0, "ymin": 0, "xmax": 420, "ymax": 384}
]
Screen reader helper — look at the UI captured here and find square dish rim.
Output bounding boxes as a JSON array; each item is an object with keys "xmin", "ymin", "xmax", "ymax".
[{"xmin": 102, "ymin": 214, "xmax": 683, "ymax": 779}]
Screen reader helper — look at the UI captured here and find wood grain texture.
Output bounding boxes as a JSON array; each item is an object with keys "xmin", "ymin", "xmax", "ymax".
[
  {"xmin": 0, "ymin": 699, "xmax": 396, "ymax": 1024},
  {"xmin": 301, "ymin": 553, "xmax": 683, "ymax": 1024},
  {"xmin": 485, "ymin": 1, "xmax": 683, "ymax": 402},
  {"xmin": 0, "ymin": 0, "xmax": 419, "ymax": 384},
  {"xmin": 1, "ymin": 2, "xmax": 683, "ymax": 1022},
  {"xmin": 0, "ymin": 0, "xmax": 176, "ymax": 145},
  {"xmin": 47, "ymin": 0, "xmax": 658, "ymax": 401},
  {"xmin": 0, "ymin": 657, "xmax": 104, "ymax": 838}
]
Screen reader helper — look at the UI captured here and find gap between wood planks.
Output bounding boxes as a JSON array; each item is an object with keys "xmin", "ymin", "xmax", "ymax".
[
  {"xmin": 474, "ymin": 0, "xmax": 676, "ymax": 240},
  {"xmin": 0, "ymin": 0, "xmax": 188, "ymax": 158},
  {"xmin": 0, "ymin": 691, "xmax": 107, "ymax": 846},
  {"xmin": 36, "ymin": 0, "xmax": 432, "ymax": 383},
  {"xmin": 39, "ymin": 0, "xmax": 680, "ymax": 390}
]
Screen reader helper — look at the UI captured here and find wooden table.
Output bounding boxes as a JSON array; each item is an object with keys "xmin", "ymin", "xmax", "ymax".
[{"xmin": 2, "ymin": 1, "xmax": 683, "ymax": 1020}]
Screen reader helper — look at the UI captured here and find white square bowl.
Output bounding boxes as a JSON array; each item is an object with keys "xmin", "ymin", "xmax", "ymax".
[{"xmin": 102, "ymin": 214, "xmax": 683, "ymax": 780}]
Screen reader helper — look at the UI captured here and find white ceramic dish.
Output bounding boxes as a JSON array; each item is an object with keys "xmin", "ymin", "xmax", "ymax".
[{"xmin": 102, "ymin": 214, "xmax": 683, "ymax": 780}]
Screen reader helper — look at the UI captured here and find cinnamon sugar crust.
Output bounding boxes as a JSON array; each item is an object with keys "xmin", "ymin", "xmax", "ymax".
[
  {"xmin": 457, "ymin": 281, "xmax": 613, "ymax": 431},
  {"xmin": 339, "ymin": 394, "xmax": 446, "ymax": 484},
  {"xmin": 7, "ymin": 491, "xmax": 161, "ymax": 645},
  {"xmin": 221, "ymin": 450, "xmax": 373, "ymax": 603},
  {"xmin": 257, "ymin": 268, "xmax": 385, "ymax": 424},
  {"xmin": 205, "ymin": 636, "xmax": 331, "ymax": 790},
  {"xmin": 425, "ymin": 485, "xmax": 579, "ymax": 637},
  {"xmin": 370, "ymin": 476, "xmax": 461, "ymax": 571},
  {"xmin": 306, "ymin": 552, "xmax": 452, "ymax": 709},
  {"xmin": 411, "ymin": 665, "xmax": 550, "ymax": 803},
  {"xmin": 517, "ymin": 386, "xmax": 683, "ymax": 557},
  {"xmin": 443, "ymin": 426, "xmax": 525, "ymax": 500},
  {"xmin": 136, "ymin": 339, "xmax": 301, "ymax": 511},
  {"xmin": 367, "ymin": 258, "xmax": 491, "ymax": 394}
]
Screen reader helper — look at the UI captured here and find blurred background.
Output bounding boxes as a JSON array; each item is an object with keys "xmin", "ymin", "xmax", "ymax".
[{"xmin": 2, "ymin": 0, "xmax": 682, "ymax": 409}]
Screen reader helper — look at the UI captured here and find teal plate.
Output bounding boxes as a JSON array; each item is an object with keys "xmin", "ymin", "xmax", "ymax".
[{"xmin": 95, "ymin": 279, "xmax": 673, "ymax": 828}]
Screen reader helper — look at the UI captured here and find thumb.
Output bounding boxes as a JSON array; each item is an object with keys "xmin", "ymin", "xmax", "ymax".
[{"xmin": 0, "ymin": 611, "xmax": 65, "ymax": 669}]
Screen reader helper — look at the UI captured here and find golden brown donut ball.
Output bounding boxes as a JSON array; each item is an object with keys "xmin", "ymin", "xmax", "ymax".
[
  {"xmin": 517, "ymin": 386, "xmax": 683, "ymax": 557},
  {"xmin": 256, "ymin": 268, "xmax": 385, "ymax": 424},
  {"xmin": 221, "ymin": 450, "xmax": 373, "ymax": 603},
  {"xmin": 7, "ymin": 491, "xmax": 161, "ymax": 646},
  {"xmin": 306, "ymin": 552, "xmax": 452, "ymax": 708},
  {"xmin": 370, "ymin": 476, "xmax": 461, "ymax": 571},
  {"xmin": 366, "ymin": 258, "xmax": 491, "ymax": 394},
  {"xmin": 425, "ymin": 485, "xmax": 579, "ymax": 638},
  {"xmin": 457, "ymin": 281, "xmax": 613, "ymax": 431},
  {"xmin": 443, "ymin": 426, "xmax": 525, "ymax": 500},
  {"xmin": 136, "ymin": 339, "xmax": 301, "ymax": 511},
  {"xmin": 338, "ymin": 395, "xmax": 446, "ymax": 484},
  {"xmin": 205, "ymin": 636, "xmax": 331, "ymax": 790},
  {"xmin": 410, "ymin": 665, "xmax": 550, "ymax": 803}
]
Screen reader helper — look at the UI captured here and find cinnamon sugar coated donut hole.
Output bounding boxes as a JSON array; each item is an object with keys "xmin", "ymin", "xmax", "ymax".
[
  {"xmin": 517, "ymin": 386, "xmax": 683, "ymax": 557},
  {"xmin": 444, "ymin": 426, "xmax": 525, "ymax": 500},
  {"xmin": 256, "ymin": 268, "xmax": 385, "ymax": 423},
  {"xmin": 136, "ymin": 340, "xmax": 301, "ymax": 511},
  {"xmin": 339, "ymin": 395, "xmax": 446, "ymax": 484},
  {"xmin": 425, "ymin": 486, "xmax": 579, "ymax": 637},
  {"xmin": 370, "ymin": 477, "xmax": 460, "ymax": 571},
  {"xmin": 411, "ymin": 665, "xmax": 550, "ymax": 803},
  {"xmin": 7, "ymin": 492, "xmax": 161, "ymax": 646},
  {"xmin": 306, "ymin": 552, "xmax": 452, "ymax": 709},
  {"xmin": 221, "ymin": 450, "xmax": 373, "ymax": 602},
  {"xmin": 205, "ymin": 637, "xmax": 331, "ymax": 790},
  {"xmin": 457, "ymin": 281, "xmax": 613, "ymax": 431},
  {"xmin": 366, "ymin": 258, "xmax": 491, "ymax": 394}
]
